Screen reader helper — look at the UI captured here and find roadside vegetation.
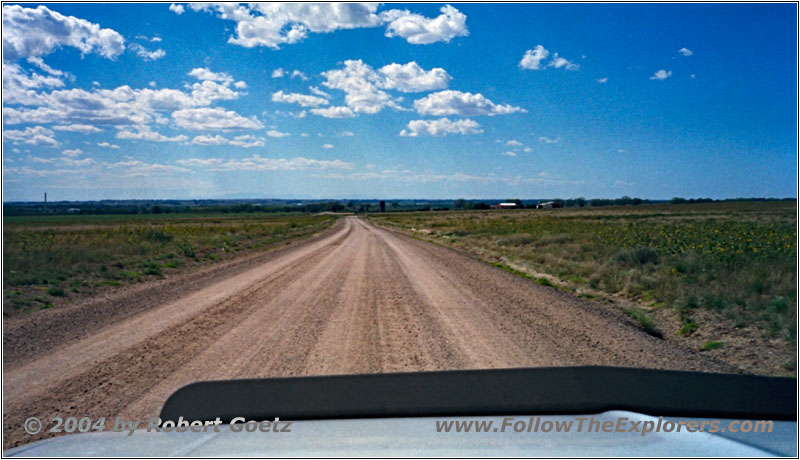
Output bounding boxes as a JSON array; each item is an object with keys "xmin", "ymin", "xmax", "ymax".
[
  {"xmin": 3, "ymin": 213, "xmax": 337, "ymax": 314},
  {"xmin": 368, "ymin": 201, "xmax": 796, "ymax": 360}
]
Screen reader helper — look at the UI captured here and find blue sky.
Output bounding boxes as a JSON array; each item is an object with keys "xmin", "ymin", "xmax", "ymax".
[{"xmin": 2, "ymin": 3, "xmax": 797, "ymax": 201}]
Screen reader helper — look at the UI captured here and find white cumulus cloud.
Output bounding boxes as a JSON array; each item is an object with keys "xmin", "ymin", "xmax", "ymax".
[
  {"xmin": 309, "ymin": 106, "xmax": 355, "ymax": 118},
  {"xmin": 61, "ymin": 148, "xmax": 83, "ymax": 157},
  {"xmin": 172, "ymin": 107, "xmax": 263, "ymax": 130},
  {"xmin": 192, "ymin": 134, "xmax": 227, "ymax": 145},
  {"xmin": 3, "ymin": 125, "xmax": 58, "ymax": 146},
  {"xmin": 26, "ymin": 56, "xmax": 64, "ymax": 76},
  {"xmin": 318, "ymin": 59, "xmax": 453, "ymax": 115},
  {"xmin": 116, "ymin": 126, "xmax": 187, "ymax": 143},
  {"xmin": 266, "ymin": 129, "xmax": 290, "ymax": 138},
  {"xmin": 549, "ymin": 53, "xmax": 579, "ymax": 70},
  {"xmin": 228, "ymin": 134, "xmax": 265, "ymax": 148},
  {"xmin": 188, "ymin": 68, "xmax": 233, "ymax": 84},
  {"xmin": 520, "ymin": 45, "xmax": 579, "ymax": 71},
  {"xmin": 191, "ymin": 134, "xmax": 265, "ymax": 148},
  {"xmin": 2, "ymin": 63, "xmax": 64, "ymax": 99},
  {"xmin": 271, "ymin": 90, "xmax": 329, "ymax": 107},
  {"xmin": 650, "ymin": 69, "xmax": 672, "ymax": 81},
  {"xmin": 399, "ymin": 118, "xmax": 482, "ymax": 137},
  {"xmin": 189, "ymin": 3, "xmax": 384, "ymax": 49},
  {"xmin": 2, "ymin": 5, "xmax": 125, "ymax": 61},
  {"xmin": 320, "ymin": 59, "xmax": 403, "ymax": 114},
  {"xmin": 309, "ymin": 86, "xmax": 331, "ymax": 98},
  {"xmin": 378, "ymin": 62, "xmax": 451, "ymax": 92},
  {"xmin": 53, "ymin": 124, "xmax": 102, "ymax": 133},
  {"xmin": 519, "ymin": 45, "xmax": 549, "ymax": 70},
  {"xmin": 382, "ymin": 5, "xmax": 468, "ymax": 45},
  {"xmin": 129, "ymin": 42, "xmax": 165, "ymax": 61},
  {"xmin": 291, "ymin": 70, "xmax": 308, "ymax": 81},
  {"xmin": 184, "ymin": 3, "xmax": 467, "ymax": 48},
  {"xmin": 3, "ymin": 67, "xmax": 251, "ymax": 128},
  {"xmin": 413, "ymin": 90, "xmax": 526, "ymax": 117}
]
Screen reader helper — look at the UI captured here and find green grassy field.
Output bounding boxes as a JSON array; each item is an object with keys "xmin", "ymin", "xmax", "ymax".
[
  {"xmin": 4, "ymin": 213, "xmax": 338, "ymax": 313},
  {"xmin": 368, "ymin": 201, "xmax": 797, "ymax": 346}
]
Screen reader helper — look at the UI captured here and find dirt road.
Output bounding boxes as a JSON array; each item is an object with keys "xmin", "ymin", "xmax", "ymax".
[{"xmin": 3, "ymin": 216, "xmax": 736, "ymax": 448}]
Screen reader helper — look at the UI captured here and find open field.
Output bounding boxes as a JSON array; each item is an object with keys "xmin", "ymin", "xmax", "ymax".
[
  {"xmin": 3, "ymin": 217, "xmax": 740, "ymax": 449},
  {"xmin": 3, "ymin": 213, "xmax": 337, "ymax": 315},
  {"xmin": 2, "ymin": 205, "xmax": 794, "ymax": 448},
  {"xmin": 367, "ymin": 201, "xmax": 797, "ymax": 375}
]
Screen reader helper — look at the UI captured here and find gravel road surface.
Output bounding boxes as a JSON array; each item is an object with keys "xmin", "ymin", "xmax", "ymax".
[{"xmin": 3, "ymin": 216, "xmax": 736, "ymax": 448}]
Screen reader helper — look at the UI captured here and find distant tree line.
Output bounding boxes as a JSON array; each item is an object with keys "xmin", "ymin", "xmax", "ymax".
[
  {"xmin": 451, "ymin": 196, "xmax": 647, "ymax": 209},
  {"xmin": 449, "ymin": 196, "xmax": 795, "ymax": 210},
  {"xmin": 3, "ymin": 196, "xmax": 795, "ymax": 216}
]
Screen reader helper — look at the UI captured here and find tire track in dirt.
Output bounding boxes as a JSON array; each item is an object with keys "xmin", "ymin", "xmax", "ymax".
[
  {"xmin": 119, "ymin": 221, "xmax": 368, "ymax": 420},
  {"xmin": 303, "ymin": 224, "xmax": 470, "ymax": 374}
]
